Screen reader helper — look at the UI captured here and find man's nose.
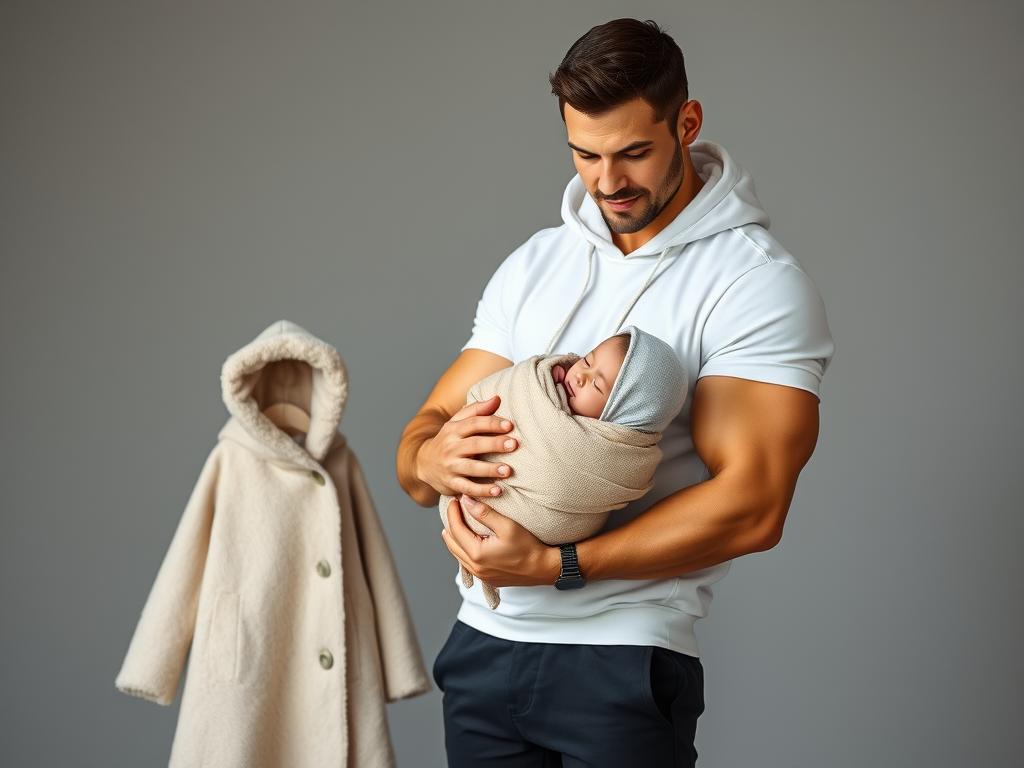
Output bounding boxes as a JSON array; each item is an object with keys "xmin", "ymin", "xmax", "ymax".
[{"xmin": 596, "ymin": 161, "xmax": 628, "ymax": 192}]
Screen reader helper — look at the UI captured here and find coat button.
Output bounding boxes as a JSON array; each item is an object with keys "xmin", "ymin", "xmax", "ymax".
[
  {"xmin": 310, "ymin": 470, "xmax": 325, "ymax": 485},
  {"xmin": 316, "ymin": 560, "xmax": 331, "ymax": 578},
  {"xmin": 319, "ymin": 649, "xmax": 334, "ymax": 669}
]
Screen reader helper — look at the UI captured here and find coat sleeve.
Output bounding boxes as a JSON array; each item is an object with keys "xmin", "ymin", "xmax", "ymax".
[
  {"xmin": 114, "ymin": 443, "xmax": 222, "ymax": 706},
  {"xmin": 347, "ymin": 449, "xmax": 433, "ymax": 702}
]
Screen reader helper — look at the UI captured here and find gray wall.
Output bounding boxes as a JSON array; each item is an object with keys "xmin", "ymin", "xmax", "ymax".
[{"xmin": 2, "ymin": 1, "xmax": 1021, "ymax": 766}]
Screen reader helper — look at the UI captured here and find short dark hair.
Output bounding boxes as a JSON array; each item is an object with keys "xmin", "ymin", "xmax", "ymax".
[{"xmin": 548, "ymin": 18, "xmax": 689, "ymax": 140}]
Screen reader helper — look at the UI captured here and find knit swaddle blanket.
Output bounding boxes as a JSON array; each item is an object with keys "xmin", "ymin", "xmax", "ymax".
[{"xmin": 438, "ymin": 351, "xmax": 663, "ymax": 609}]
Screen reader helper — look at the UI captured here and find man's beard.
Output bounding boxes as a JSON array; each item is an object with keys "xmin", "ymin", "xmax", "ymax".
[{"xmin": 602, "ymin": 142, "xmax": 685, "ymax": 235}]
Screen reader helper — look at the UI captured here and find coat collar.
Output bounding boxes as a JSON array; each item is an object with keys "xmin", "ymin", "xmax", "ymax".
[{"xmin": 217, "ymin": 319, "xmax": 348, "ymax": 471}]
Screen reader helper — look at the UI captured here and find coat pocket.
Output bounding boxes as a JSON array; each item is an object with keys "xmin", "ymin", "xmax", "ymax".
[{"xmin": 207, "ymin": 590, "xmax": 240, "ymax": 683}]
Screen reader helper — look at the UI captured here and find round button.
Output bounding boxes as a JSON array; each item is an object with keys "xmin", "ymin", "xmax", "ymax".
[
  {"xmin": 310, "ymin": 470, "xmax": 325, "ymax": 485},
  {"xmin": 316, "ymin": 560, "xmax": 331, "ymax": 578},
  {"xmin": 319, "ymin": 649, "xmax": 334, "ymax": 669}
]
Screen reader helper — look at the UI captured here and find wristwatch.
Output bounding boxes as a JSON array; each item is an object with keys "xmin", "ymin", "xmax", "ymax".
[{"xmin": 554, "ymin": 543, "xmax": 586, "ymax": 590}]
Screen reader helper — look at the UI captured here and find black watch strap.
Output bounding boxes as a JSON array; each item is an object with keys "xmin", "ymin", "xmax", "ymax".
[{"xmin": 554, "ymin": 542, "xmax": 585, "ymax": 590}]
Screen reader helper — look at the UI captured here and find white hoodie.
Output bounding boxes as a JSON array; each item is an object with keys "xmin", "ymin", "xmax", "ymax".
[{"xmin": 455, "ymin": 139, "xmax": 835, "ymax": 656}]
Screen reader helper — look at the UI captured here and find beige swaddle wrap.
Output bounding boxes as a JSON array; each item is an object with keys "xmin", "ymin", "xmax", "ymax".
[{"xmin": 438, "ymin": 352, "xmax": 663, "ymax": 609}]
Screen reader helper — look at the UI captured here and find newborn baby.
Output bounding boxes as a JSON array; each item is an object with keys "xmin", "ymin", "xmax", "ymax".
[
  {"xmin": 439, "ymin": 324, "xmax": 688, "ymax": 609},
  {"xmin": 550, "ymin": 334, "xmax": 626, "ymax": 418}
]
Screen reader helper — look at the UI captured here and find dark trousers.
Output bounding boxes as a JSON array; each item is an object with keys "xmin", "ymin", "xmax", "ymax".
[{"xmin": 433, "ymin": 619, "xmax": 705, "ymax": 767}]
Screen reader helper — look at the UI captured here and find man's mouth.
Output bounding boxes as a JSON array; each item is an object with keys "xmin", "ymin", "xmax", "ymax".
[{"xmin": 605, "ymin": 194, "xmax": 640, "ymax": 211}]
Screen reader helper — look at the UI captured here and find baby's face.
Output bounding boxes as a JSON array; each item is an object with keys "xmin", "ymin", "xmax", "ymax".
[{"xmin": 551, "ymin": 336, "xmax": 627, "ymax": 418}]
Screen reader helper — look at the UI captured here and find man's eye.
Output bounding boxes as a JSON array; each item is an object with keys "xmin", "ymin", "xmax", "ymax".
[{"xmin": 577, "ymin": 152, "xmax": 650, "ymax": 161}]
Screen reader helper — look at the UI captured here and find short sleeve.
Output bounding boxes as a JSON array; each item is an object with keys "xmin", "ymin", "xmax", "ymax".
[
  {"xmin": 698, "ymin": 261, "xmax": 835, "ymax": 401},
  {"xmin": 460, "ymin": 251, "xmax": 519, "ymax": 361}
]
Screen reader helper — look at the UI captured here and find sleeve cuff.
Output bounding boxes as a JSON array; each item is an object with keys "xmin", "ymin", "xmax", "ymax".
[{"xmin": 697, "ymin": 361, "xmax": 822, "ymax": 401}]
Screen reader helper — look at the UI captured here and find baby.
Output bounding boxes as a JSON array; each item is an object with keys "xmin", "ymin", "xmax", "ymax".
[
  {"xmin": 552, "ymin": 324, "xmax": 686, "ymax": 432},
  {"xmin": 439, "ymin": 324, "xmax": 688, "ymax": 609}
]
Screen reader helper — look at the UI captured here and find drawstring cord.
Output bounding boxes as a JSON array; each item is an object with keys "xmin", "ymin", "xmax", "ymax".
[
  {"xmin": 544, "ymin": 242, "xmax": 595, "ymax": 355},
  {"xmin": 544, "ymin": 243, "xmax": 673, "ymax": 355},
  {"xmin": 608, "ymin": 245, "xmax": 671, "ymax": 335}
]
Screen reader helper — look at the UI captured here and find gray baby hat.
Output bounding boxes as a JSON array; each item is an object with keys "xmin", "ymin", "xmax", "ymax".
[{"xmin": 597, "ymin": 325, "xmax": 688, "ymax": 434}]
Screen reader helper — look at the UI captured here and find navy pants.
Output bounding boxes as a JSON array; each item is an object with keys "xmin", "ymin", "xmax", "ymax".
[{"xmin": 433, "ymin": 620, "xmax": 705, "ymax": 767}]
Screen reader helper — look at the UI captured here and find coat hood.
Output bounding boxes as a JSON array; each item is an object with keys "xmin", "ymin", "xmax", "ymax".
[
  {"xmin": 547, "ymin": 139, "xmax": 770, "ymax": 354},
  {"xmin": 218, "ymin": 319, "xmax": 349, "ymax": 471}
]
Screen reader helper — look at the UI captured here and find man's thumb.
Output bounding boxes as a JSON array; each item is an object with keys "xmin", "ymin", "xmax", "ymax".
[{"xmin": 475, "ymin": 394, "xmax": 500, "ymax": 412}]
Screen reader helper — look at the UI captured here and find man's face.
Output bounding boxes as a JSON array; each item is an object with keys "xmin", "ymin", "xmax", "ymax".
[{"xmin": 564, "ymin": 96, "xmax": 686, "ymax": 235}]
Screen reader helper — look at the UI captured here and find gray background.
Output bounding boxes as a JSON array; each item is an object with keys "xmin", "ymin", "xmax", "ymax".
[{"xmin": 2, "ymin": 1, "xmax": 1021, "ymax": 766}]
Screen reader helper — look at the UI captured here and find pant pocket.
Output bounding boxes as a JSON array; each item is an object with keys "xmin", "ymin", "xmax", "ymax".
[
  {"xmin": 641, "ymin": 645, "xmax": 683, "ymax": 726},
  {"xmin": 432, "ymin": 620, "xmax": 467, "ymax": 690}
]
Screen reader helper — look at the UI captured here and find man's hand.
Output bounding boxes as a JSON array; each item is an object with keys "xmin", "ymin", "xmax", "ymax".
[
  {"xmin": 441, "ymin": 494, "xmax": 562, "ymax": 587},
  {"xmin": 396, "ymin": 348, "xmax": 514, "ymax": 507},
  {"xmin": 416, "ymin": 395, "xmax": 519, "ymax": 499}
]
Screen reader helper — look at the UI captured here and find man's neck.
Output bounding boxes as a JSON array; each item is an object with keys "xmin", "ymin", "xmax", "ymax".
[{"xmin": 612, "ymin": 151, "xmax": 705, "ymax": 255}]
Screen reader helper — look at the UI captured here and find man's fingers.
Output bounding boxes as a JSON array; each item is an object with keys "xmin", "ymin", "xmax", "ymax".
[
  {"xmin": 462, "ymin": 458, "xmax": 512, "ymax": 480},
  {"xmin": 455, "ymin": 394, "xmax": 500, "ymax": 419},
  {"xmin": 441, "ymin": 501, "xmax": 475, "ymax": 564},
  {"xmin": 440, "ymin": 528, "xmax": 474, "ymax": 574},
  {"xmin": 454, "ymin": 414, "xmax": 515, "ymax": 438},
  {"xmin": 457, "ymin": 476, "xmax": 504, "ymax": 498},
  {"xmin": 446, "ymin": 497, "xmax": 483, "ymax": 545},
  {"xmin": 461, "ymin": 433, "xmax": 517, "ymax": 458}
]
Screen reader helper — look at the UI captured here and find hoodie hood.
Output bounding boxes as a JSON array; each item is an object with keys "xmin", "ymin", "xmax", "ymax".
[
  {"xmin": 546, "ymin": 139, "xmax": 770, "ymax": 354},
  {"xmin": 218, "ymin": 319, "xmax": 348, "ymax": 471}
]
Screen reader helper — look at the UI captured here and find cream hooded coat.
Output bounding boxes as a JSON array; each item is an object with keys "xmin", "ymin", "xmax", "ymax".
[{"xmin": 114, "ymin": 319, "xmax": 432, "ymax": 767}]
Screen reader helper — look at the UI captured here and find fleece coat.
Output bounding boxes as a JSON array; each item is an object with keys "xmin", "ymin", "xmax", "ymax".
[
  {"xmin": 438, "ymin": 352, "xmax": 663, "ymax": 609},
  {"xmin": 115, "ymin": 319, "xmax": 432, "ymax": 768}
]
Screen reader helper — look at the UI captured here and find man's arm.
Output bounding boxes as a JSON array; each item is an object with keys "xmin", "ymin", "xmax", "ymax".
[
  {"xmin": 396, "ymin": 348, "xmax": 513, "ymax": 507},
  {"xmin": 574, "ymin": 374, "xmax": 820, "ymax": 581}
]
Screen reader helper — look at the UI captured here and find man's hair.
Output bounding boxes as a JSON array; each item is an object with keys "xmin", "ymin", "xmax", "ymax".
[{"xmin": 548, "ymin": 18, "xmax": 689, "ymax": 141}]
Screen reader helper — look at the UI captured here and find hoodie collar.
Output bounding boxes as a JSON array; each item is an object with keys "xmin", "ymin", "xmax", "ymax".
[
  {"xmin": 546, "ymin": 139, "xmax": 770, "ymax": 354},
  {"xmin": 218, "ymin": 319, "xmax": 348, "ymax": 471}
]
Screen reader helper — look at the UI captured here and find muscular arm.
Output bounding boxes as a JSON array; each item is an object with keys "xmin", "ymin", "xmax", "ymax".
[
  {"xmin": 396, "ymin": 348, "xmax": 513, "ymax": 507},
  {"xmin": 574, "ymin": 374, "xmax": 821, "ymax": 581}
]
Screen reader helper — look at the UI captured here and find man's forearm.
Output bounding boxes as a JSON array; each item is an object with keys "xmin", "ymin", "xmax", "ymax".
[
  {"xmin": 396, "ymin": 408, "xmax": 447, "ymax": 507},
  {"xmin": 575, "ymin": 473, "xmax": 781, "ymax": 581}
]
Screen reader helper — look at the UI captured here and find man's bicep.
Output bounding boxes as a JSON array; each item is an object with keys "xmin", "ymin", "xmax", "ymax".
[
  {"xmin": 417, "ymin": 348, "xmax": 513, "ymax": 421},
  {"xmin": 691, "ymin": 374, "xmax": 820, "ymax": 541}
]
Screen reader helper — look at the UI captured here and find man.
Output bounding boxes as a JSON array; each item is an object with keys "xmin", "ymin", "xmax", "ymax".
[{"xmin": 396, "ymin": 17, "xmax": 834, "ymax": 767}]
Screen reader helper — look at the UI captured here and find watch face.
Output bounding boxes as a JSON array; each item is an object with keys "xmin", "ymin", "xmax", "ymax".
[
  {"xmin": 556, "ymin": 543, "xmax": 583, "ymax": 589},
  {"xmin": 555, "ymin": 575, "xmax": 585, "ymax": 590}
]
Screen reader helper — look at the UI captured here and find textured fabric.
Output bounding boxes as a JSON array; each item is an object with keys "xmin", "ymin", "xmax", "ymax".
[
  {"xmin": 433, "ymin": 620, "xmax": 705, "ymax": 767},
  {"xmin": 438, "ymin": 352, "xmax": 663, "ymax": 609},
  {"xmin": 114, "ymin": 319, "xmax": 432, "ymax": 768},
  {"xmin": 599, "ymin": 324, "xmax": 689, "ymax": 434}
]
